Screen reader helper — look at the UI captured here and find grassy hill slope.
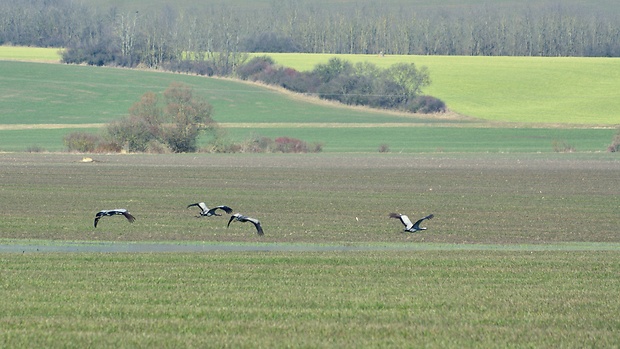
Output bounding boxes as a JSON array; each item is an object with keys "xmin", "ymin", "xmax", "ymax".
[
  {"xmin": 4, "ymin": 46, "xmax": 619, "ymax": 125},
  {"xmin": 264, "ymin": 53, "xmax": 620, "ymax": 125},
  {"xmin": 0, "ymin": 61, "xmax": 440, "ymax": 125}
]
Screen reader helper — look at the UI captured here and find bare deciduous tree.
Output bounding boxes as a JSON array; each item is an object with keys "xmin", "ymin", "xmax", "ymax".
[{"xmin": 107, "ymin": 82, "xmax": 216, "ymax": 153}]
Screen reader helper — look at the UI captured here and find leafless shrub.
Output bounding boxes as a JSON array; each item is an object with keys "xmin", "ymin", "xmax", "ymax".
[
  {"xmin": 26, "ymin": 145, "xmax": 46, "ymax": 153},
  {"xmin": 552, "ymin": 139, "xmax": 575, "ymax": 153},
  {"xmin": 275, "ymin": 137, "xmax": 307, "ymax": 153},
  {"xmin": 63, "ymin": 132, "xmax": 102, "ymax": 152},
  {"xmin": 94, "ymin": 141, "xmax": 122, "ymax": 153},
  {"xmin": 203, "ymin": 134, "xmax": 322, "ymax": 153},
  {"xmin": 311, "ymin": 142, "xmax": 324, "ymax": 153}
]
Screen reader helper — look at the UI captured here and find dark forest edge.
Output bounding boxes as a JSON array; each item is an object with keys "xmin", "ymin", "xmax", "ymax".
[{"xmin": 2, "ymin": 0, "xmax": 619, "ymax": 62}]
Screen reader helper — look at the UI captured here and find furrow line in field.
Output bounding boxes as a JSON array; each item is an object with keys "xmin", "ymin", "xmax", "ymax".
[{"xmin": 2, "ymin": 241, "xmax": 620, "ymax": 253}]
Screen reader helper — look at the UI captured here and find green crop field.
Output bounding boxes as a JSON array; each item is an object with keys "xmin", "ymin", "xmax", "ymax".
[
  {"xmin": 0, "ymin": 60, "xmax": 451, "ymax": 125},
  {"xmin": 1, "ymin": 153, "xmax": 619, "ymax": 347},
  {"xmin": 3, "ymin": 47, "xmax": 620, "ymax": 125},
  {"xmin": 2, "ymin": 251, "xmax": 620, "ymax": 348},
  {"xmin": 261, "ymin": 53, "xmax": 620, "ymax": 125},
  {"xmin": 219, "ymin": 126, "xmax": 614, "ymax": 154},
  {"xmin": 0, "ymin": 46, "xmax": 62, "ymax": 63}
]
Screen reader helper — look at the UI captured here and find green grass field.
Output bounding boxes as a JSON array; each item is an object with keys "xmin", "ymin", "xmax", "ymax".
[
  {"xmin": 0, "ymin": 46, "xmax": 62, "ymax": 62},
  {"xmin": 3, "ymin": 47, "xmax": 619, "ymax": 124},
  {"xmin": 0, "ymin": 60, "xmax": 445, "ymax": 126},
  {"xmin": 262, "ymin": 53, "xmax": 620, "ymax": 124},
  {"xmin": 2, "ymin": 251, "xmax": 619, "ymax": 348},
  {"xmin": 1, "ymin": 126, "xmax": 614, "ymax": 153}
]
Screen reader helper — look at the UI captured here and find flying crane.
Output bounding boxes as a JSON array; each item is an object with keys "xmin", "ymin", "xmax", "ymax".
[
  {"xmin": 94, "ymin": 209, "xmax": 136, "ymax": 228},
  {"xmin": 389, "ymin": 213, "xmax": 434, "ymax": 232},
  {"xmin": 227, "ymin": 213, "xmax": 264, "ymax": 236},
  {"xmin": 187, "ymin": 202, "xmax": 233, "ymax": 217}
]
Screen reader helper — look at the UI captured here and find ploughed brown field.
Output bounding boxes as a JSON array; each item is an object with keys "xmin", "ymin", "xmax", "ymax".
[{"xmin": 1, "ymin": 152, "xmax": 617, "ymax": 245}]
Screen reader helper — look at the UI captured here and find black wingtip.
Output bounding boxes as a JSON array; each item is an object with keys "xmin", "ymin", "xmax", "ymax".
[{"xmin": 123, "ymin": 212, "xmax": 136, "ymax": 223}]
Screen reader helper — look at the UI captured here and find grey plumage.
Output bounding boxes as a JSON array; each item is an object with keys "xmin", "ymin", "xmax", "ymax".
[
  {"xmin": 94, "ymin": 209, "xmax": 135, "ymax": 228},
  {"xmin": 187, "ymin": 202, "xmax": 233, "ymax": 217},
  {"xmin": 389, "ymin": 212, "xmax": 434, "ymax": 232},
  {"xmin": 227, "ymin": 213, "xmax": 264, "ymax": 236}
]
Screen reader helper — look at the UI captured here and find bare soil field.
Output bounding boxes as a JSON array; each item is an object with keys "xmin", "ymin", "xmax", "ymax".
[{"xmin": 1, "ymin": 153, "xmax": 618, "ymax": 246}]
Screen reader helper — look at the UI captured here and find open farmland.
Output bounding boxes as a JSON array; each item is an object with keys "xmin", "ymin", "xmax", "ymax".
[
  {"xmin": 3, "ymin": 48, "xmax": 620, "ymax": 124},
  {"xmin": 1, "ymin": 153, "xmax": 620, "ymax": 347},
  {"xmin": 0, "ymin": 57, "xmax": 618, "ymax": 153},
  {"xmin": 2, "ymin": 251, "xmax": 620, "ymax": 348},
  {"xmin": 1, "ymin": 47, "xmax": 619, "ymax": 347},
  {"xmin": 1, "ymin": 153, "xmax": 618, "ymax": 244}
]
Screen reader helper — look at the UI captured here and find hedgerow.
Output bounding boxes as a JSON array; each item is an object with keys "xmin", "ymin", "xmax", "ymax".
[{"xmin": 237, "ymin": 57, "xmax": 446, "ymax": 114}]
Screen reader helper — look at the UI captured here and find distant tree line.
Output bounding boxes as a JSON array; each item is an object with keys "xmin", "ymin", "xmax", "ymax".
[{"xmin": 1, "ymin": 0, "xmax": 619, "ymax": 74}]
